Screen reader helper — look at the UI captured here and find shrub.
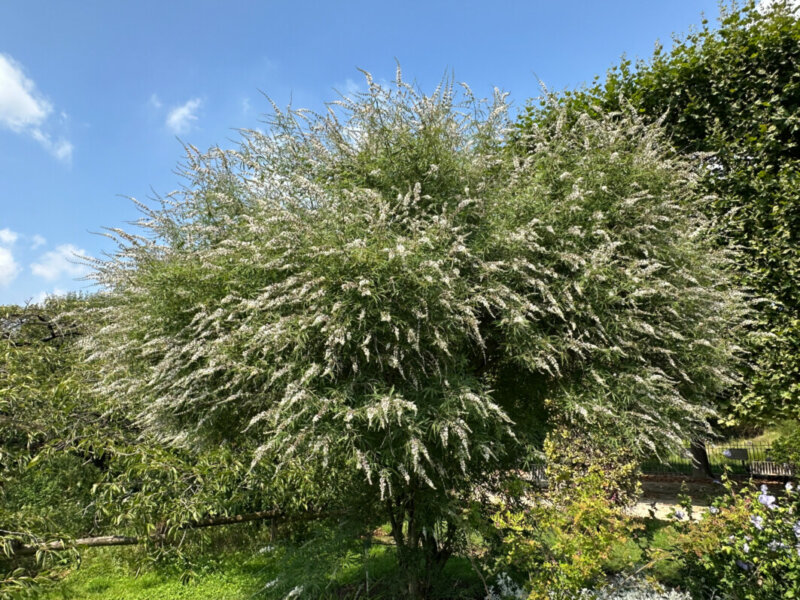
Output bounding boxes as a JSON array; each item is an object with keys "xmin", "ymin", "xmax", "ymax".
[
  {"xmin": 1, "ymin": 299, "xmax": 100, "ymax": 597},
  {"xmin": 580, "ymin": 576, "xmax": 691, "ymax": 600},
  {"xmin": 769, "ymin": 422, "xmax": 800, "ymax": 469},
  {"xmin": 0, "ymin": 299, "xmax": 307, "ymax": 597},
  {"xmin": 490, "ymin": 470, "xmax": 640, "ymax": 599},
  {"xmin": 544, "ymin": 422, "xmax": 641, "ymax": 509}
]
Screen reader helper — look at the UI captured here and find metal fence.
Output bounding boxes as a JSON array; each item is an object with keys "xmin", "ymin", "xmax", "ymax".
[
  {"xmin": 640, "ymin": 442, "xmax": 795, "ymax": 478},
  {"xmin": 527, "ymin": 442, "xmax": 796, "ymax": 482}
]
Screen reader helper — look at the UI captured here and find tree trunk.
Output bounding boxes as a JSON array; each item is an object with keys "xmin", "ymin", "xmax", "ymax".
[
  {"xmin": 385, "ymin": 494, "xmax": 448, "ymax": 600},
  {"xmin": 690, "ymin": 439, "xmax": 714, "ymax": 479}
]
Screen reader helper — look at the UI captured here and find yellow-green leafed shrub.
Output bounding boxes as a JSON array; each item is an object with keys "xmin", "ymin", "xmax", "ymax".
[
  {"xmin": 491, "ymin": 470, "xmax": 640, "ymax": 599},
  {"xmin": 544, "ymin": 423, "xmax": 642, "ymax": 509},
  {"xmin": 769, "ymin": 422, "xmax": 800, "ymax": 470}
]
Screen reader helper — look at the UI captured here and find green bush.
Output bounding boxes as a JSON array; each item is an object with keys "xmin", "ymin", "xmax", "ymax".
[
  {"xmin": 0, "ymin": 299, "xmax": 314, "ymax": 598},
  {"xmin": 489, "ymin": 470, "xmax": 640, "ymax": 599},
  {"xmin": 769, "ymin": 422, "xmax": 800, "ymax": 468},
  {"xmin": 2, "ymin": 453, "xmax": 100, "ymax": 536},
  {"xmin": 544, "ymin": 423, "xmax": 641, "ymax": 508}
]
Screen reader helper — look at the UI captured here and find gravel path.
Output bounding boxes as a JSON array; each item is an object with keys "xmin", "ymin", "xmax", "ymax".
[
  {"xmin": 627, "ymin": 500, "xmax": 707, "ymax": 520},
  {"xmin": 628, "ymin": 476, "xmax": 788, "ymax": 520}
]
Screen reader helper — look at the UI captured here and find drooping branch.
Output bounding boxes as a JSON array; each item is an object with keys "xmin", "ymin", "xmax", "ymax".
[
  {"xmin": 0, "ymin": 311, "xmax": 82, "ymax": 346},
  {"xmin": 10, "ymin": 535, "xmax": 140, "ymax": 556},
  {"xmin": 6, "ymin": 508, "xmax": 343, "ymax": 557}
]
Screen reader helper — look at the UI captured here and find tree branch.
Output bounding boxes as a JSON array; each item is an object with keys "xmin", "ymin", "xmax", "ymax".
[{"xmin": 5, "ymin": 508, "xmax": 344, "ymax": 557}]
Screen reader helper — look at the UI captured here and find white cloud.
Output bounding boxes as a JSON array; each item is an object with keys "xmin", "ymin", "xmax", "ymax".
[
  {"xmin": 31, "ymin": 287, "xmax": 66, "ymax": 306},
  {"xmin": 0, "ymin": 54, "xmax": 51, "ymax": 131},
  {"xmin": 340, "ymin": 78, "xmax": 363, "ymax": 97},
  {"xmin": 0, "ymin": 247, "xmax": 20, "ymax": 286},
  {"xmin": 31, "ymin": 234, "xmax": 46, "ymax": 249},
  {"xmin": 0, "ymin": 228, "xmax": 19, "ymax": 246},
  {"xmin": 149, "ymin": 93, "xmax": 163, "ymax": 109},
  {"xmin": 31, "ymin": 243, "xmax": 90, "ymax": 281},
  {"xmin": 0, "ymin": 53, "xmax": 73, "ymax": 162},
  {"xmin": 31, "ymin": 128, "xmax": 73, "ymax": 162},
  {"xmin": 166, "ymin": 98, "xmax": 202, "ymax": 134}
]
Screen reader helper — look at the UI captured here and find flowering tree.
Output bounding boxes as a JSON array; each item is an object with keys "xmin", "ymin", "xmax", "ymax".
[{"xmin": 89, "ymin": 72, "xmax": 749, "ymax": 596}]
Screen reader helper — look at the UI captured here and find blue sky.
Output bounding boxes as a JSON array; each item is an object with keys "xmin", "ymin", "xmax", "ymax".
[{"xmin": 0, "ymin": 0, "xmax": 727, "ymax": 305}]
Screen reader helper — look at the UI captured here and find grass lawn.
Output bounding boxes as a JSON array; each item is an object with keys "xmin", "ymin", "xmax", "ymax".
[
  {"xmin": 40, "ymin": 547, "xmax": 271, "ymax": 600},
  {"xmin": 38, "ymin": 518, "xmax": 691, "ymax": 600},
  {"xmin": 37, "ymin": 518, "xmax": 693, "ymax": 599},
  {"xmin": 38, "ymin": 524, "xmax": 484, "ymax": 600}
]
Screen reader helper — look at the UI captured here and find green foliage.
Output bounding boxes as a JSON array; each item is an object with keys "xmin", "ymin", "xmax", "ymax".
[
  {"xmin": 769, "ymin": 421, "xmax": 800, "ymax": 467},
  {"xmin": 1, "ymin": 297, "xmax": 95, "ymax": 486},
  {"xmin": 1, "ymin": 297, "xmax": 104, "ymax": 596},
  {"xmin": 671, "ymin": 477, "xmax": 800, "ymax": 599},
  {"xmin": 89, "ymin": 70, "xmax": 749, "ymax": 595},
  {"xmin": 3, "ymin": 454, "xmax": 100, "ymax": 535},
  {"xmin": 544, "ymin": 423, "xmax": 641, "ymax": 508},
  {"xmin": 517, "ymin": 0, "xmax": 800, "ymax": 423},
  {"xmin": 489, "ymin": 470, "xmax": 640, "ymax": 599},
  {"xmin": 1, "ymin": 298, "xmax": 324, "ymax": 598}
]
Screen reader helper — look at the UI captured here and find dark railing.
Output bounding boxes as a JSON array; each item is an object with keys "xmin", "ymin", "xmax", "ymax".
[
  {"xmin": 640, "ymin": 442, "xmax": 795, "ymax": 478},
  {"xmin": 529, "ymin": 442, "xmax": 796, "ymax": 482}
]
